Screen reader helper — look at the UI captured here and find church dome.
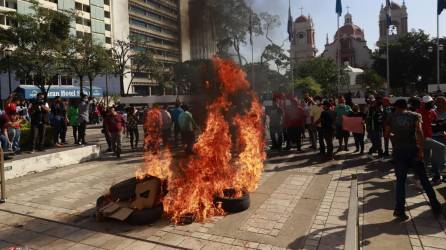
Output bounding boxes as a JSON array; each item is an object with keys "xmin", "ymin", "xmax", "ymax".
[
  {"xmin": 335, "ymin": 24, "xmax": 364, "ymax": 38},
  {"xmin": 295, "ymin": 15, "xmax": 308, "ymax": 23},
  {"xmin": 390, "ymin": 2, "xmax": 401, "ymax": 9}
]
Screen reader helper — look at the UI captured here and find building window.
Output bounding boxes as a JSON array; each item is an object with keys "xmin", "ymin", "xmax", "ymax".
[
  {"xmin": 105, "ymin": 37, "xmax": 111, "ymax": 44},
  {"xmin": 104, "ymin": 11, "xmax": 110, "ymax": 18},
  {"xmin": 83, "ymin": 5, "xmax": 90, "ymax": 13},
  {"xmin": 104, "ymin": 0, "xmax": 110, "ymax": 5},
  {"xmin": 75, "ymin": 2, "xmax": 82, "ymax": 11},
  {"xmin": 105, "ymin": 23, "xmax": 111, "ymax": 31}
]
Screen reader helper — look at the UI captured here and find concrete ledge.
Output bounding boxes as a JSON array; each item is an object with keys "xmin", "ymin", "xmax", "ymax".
[{"xmin": 4, "ymin": 145, "xmax": 101, "ymax": 180}]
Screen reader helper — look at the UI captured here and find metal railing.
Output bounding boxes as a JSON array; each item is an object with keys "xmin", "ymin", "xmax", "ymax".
[
  {"xmin": 345, "ymin": 174, "xmax": 359, "ymax": 250},
  {"xmin": 0, "ymin": 147, "xmax": 6, "ymax": 204}
]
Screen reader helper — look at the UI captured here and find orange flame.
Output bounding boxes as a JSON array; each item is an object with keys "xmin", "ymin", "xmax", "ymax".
[
  {"xmin": 138, "ymin": 58, "xmax": 265, "ymax": 223},
  {"xmin": 136, "ymin": 107, "xmax": 172, "ymax": 180}
]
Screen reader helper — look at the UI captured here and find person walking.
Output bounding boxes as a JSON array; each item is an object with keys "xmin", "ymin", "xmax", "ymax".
[
  {"xmin": 104, "ymin": 107, "xmax": 126, "ymax": 158},
  {"xmin": 29, "ymin": 93, "xmax": 50, "ymax": 153},
  {"xmin": 385, "ymin": 99, "xmax": 442, "ymax": 221},
  {"xmin": 78, "ymin": 94, "xmax": 90, "ymax": 145},
  {"xmin": 160, "ymin": 106, "xmax": 172, "ymax": 146},
  {"xmin": 171, "ymin": 102, "xmax": 184, "ymax": 146},
  {"xmin": 68, "ymin": 100, "xmax": 79, "ymax": 144},
  {"xmin": 382, "ymin": 97, "xmax": 394, "ymax": 156},
  {"xmin": 284, "ymin": 99, "xmax": 305, "ymax": 151},
  {"xmin": 432, "ymin": 96, "xmax": 446, "ymax": 183},
  {"xmin": 366, "ymin": 96, "xmax": 384, "ymax": 159},
  {"xmin": 126, "ymin": 106, "xmax": 140, "ymax": 151},
  {"xmin": 178, "ymin": 104, "xmax": 198, "ymax": 154},
  {"xmin": 350, "ymin": 104, "xmax": 366, "ymax": 154},
  {"xmin": 60, "ymin": 99, "xmax": 69, "ymax": 144},
  {"xmin": 334, "ymin": 96, "xmax": 352, "ymax": 152},
  {"xmin": 50, "ymin": 96, "xmax": 66, "ymax": 147},
  {"xmin": 418, "ymin": 95, "xmax": 446, "ymax": 184},
  {"xmin": 316, "ymin": 100, "xmax": 336, "ymax": 160},
  {"xmin": 306, "ymin": 97, "xmax": 317, "ymax": 150},
  {"xmin": 268, "ymin": 100, "xmax": 284, "ymax": 150},
  {"xmin": 310, "ymin": 97, "xmax": 324, "ymax": 155}
]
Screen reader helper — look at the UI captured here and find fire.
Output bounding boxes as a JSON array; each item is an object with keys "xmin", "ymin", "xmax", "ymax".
[
  {"xmin": 137, "ymin": 58, "xmax": 265, "ymax": 224},
  {"xmin": 136, "ymin": 107, "xmax": 172, "ymax": 180}
]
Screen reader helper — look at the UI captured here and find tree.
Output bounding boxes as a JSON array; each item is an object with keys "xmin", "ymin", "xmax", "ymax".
[
  {"xmin": 295, "ymin": 57, "xmax": 338, "ymax": 93},
  {"xmin": 210, "ymin": 0, "xmax": 262, "ymax": 65},
  {"xmin": 259, "ymin": 12, "xmax": 281, "ymax": 45},
  {"xmin": 292, "ymin": 77, "xmax": 322, "ymax": 96},
  {"xmin": 244, "ymin": 63, "xmax": 289, "ymax": 94},
  {"xmin": 126, "ymin": 49, "xmax": 162, "ymax": 95},
  {"xmin": 373, "ymin": 30, "xmax": 433, "ymax": 94},
  {"xmin": 356, "ymin": 69, "xmax": 385, "ymax": 91},
  {"xmin": 63, "ymin": 36, "xmax": 109, "ymax": 95},
  {"xmin": 260, "ymin": 44, "xmax": 289, "ymax": 72},
  {"xmin": 0, "ymin": 2, "xmax": 71, "ymax": 95},
  {"xmin": 110, "ymin": 36, "xmax": 163, "ymax": 96}
]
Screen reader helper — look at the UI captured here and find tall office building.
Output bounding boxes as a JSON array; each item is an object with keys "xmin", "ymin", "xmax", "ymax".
[{"xmin": 127, "ymin": 0, "xmax": 185, "ymax": 95}]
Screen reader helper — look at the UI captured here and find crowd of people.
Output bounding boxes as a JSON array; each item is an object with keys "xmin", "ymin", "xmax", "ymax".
[{"xmin": 266, "ymin": 93, "xmax": 446, "ymax": 220}]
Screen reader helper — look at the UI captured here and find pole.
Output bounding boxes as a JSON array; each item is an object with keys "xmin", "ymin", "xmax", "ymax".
[
  {"xmin": 337, "ymin": 15, "xmax": 340, "ymax": 96},
  {"xmin": 105, "ymin": 72, "xmax": 109, "ymax": 107},
  {"xmin": 7, "ymin": 55, "xmax": 11, "ymax": 95},
  {"xmin": 386, "ymin": 23, "xmax": 390, "ymax": 95},
  {"xmin": 251, "ymin": 32, "xmax": 255, "ymax": 92},
  {"xmin": 0, "ymin": 147, "xmax": 6, "ymax": 203},
  {"xmin": 437, "ymin": 14, "xmax": 441, "ymax": 91}
]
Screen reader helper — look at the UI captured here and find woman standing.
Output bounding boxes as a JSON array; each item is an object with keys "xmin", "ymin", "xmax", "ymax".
[
  {"xmin": 68, "ymin": 100, "xmax": 79, "ymax": 144},
  {"xmin": 126, "ymin": 107, "xmax": 140, "ymax": 151}
]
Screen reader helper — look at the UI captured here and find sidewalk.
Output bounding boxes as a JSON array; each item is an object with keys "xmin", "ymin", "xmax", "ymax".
[{"xmin": 0, "ymin": 139, "xmax": 445, "ymax": 249}]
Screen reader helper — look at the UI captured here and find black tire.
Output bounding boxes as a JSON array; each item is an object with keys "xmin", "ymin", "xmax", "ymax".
[
  {"xmin": 215, "ymin": 190, "xmax": 250, "ymax": 213},
  {"xmin": 126, "ymin": 204, "xmax": 164, "ymax": 225},
  {"xmin": 109, "ymin": 178, "xmax": 137, "ymax": 201}
]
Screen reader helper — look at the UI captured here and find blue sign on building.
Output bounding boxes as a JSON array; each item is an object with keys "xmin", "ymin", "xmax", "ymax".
[{"xmin": 15, "ymin": 85, "xmax": 103, "ymax": 99}]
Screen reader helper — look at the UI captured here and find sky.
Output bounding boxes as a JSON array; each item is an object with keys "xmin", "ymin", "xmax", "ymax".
[{"xmin": 240, "ymin": 0, "xmax": 446, "ymax": 61}]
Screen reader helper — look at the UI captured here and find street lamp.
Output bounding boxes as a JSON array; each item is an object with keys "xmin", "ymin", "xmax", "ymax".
[{"xmin": 5, "ymin": 49, "xmax": 12, "ymax": 95}]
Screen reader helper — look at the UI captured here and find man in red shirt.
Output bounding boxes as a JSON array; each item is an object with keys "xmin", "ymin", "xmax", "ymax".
[
  {"xmin": 284, "ymin": 98, "xmax": 306, "ymax": 151},
  {"xmin": 418, "ymin": 95, "xmax": 446, "ymax": 184},
  {"xmin": 103, "ymin": 107, "xmax": 126, "ymax": 158}
]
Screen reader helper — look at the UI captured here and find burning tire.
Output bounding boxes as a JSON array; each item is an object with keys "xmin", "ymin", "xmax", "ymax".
[
  {"xmin": 126, "ymin": 204, "xmax": 164, "ymax": 225},
  {"xmin": 215, "ymin": 188, "xmax": 250, "ymax": 213},
  {"xmin": 109, "ymin": 178, "xmax": 138, "ymax": 201}
]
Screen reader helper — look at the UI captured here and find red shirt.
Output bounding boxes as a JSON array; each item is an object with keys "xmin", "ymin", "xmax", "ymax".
[
  {"xmin": 5, "ymin": 102, "xmax": 16, "ymax": 116},
  {"xmin": 417, "ymin": 108, "xmax": 437, "ymax": 138},
  {"xmin": 104, "ymin": 114, "xmax": 125, "ymax": 133},
  {"xmin": 284, "ymin": 105, "xmax": 306, "ymax": 128}
]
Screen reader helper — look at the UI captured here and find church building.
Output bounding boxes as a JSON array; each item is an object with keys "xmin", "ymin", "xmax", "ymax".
[
  {"xmin": 321, "ymin": 12, "xmax": 373, "ymax": 69},
  {"xmin": 377, "ymin": 1, "xmax": 408, "ymax": 46},
  {"xmin": 290, "ymin": 13, "xmax": 317, "ymax": 64}
]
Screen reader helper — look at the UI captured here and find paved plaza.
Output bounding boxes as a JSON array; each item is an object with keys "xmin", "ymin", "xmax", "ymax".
[{"xmin": 0, "ymin": 140, "xmax": 446, "ymax": 250}]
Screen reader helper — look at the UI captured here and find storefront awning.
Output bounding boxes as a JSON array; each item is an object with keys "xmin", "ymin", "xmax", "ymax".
[{"xmin": 15, "ymin": 85, "xmax": 103, "ymax": 99}]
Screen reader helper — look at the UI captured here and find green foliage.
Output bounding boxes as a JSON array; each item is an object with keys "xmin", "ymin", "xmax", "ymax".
[
  {"xmin": 205, "ymin": 0, "xmax": 262, "ymax": 65},
  {"xmin": 295, "ymin": 57, "xmax": 338, "ymax": 93},
  {"xmin": 244, "ymin": 63, "xmax": 289, "ymax": 94},
  {"xmin": 260, "ymin": 44, "xmax": 289, "ymax": 72},
  {"xmin": 372, "ymin": 30, "xmax": 434, "ymax": 93},
  {"xmin": 62, "ymin": 35, "xmax": 110, "ymax": 95},
  {"xmin": 292, "ymin": 77, "xmax": 322, "ymax": 96},
  {"xmin": 0, "ymin": 1, "xmax": 72, "ymax": 95},
  {"xmin": 356, "ymin": 69, "xmax": 385, "ymax": 91},
  {"xmin": 110, "ymin": 35, "xmax": 163, "ymax": 96}
]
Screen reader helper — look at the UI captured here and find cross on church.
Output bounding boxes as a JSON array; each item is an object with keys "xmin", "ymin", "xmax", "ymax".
[
  {"xmin": 346, "ymin": 6, "xmax": 350, "ymax": 13},
  {"xmin": 299, "ymin": 6, "xmax": 304, "ymax": 15}
]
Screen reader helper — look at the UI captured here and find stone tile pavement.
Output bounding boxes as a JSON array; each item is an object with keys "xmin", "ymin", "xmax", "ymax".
[{"xmin": 0, "ymin": 141, "xmax": 445, "ymax": 249}]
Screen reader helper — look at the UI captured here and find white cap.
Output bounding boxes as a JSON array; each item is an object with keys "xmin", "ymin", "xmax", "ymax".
[
  {"xmin": 367, "ymin": 95, "xmax": 375, "ymax": 101},
  {"xmin": 422, "ymin": 95, "xmax": 434, "ymax": 103}
]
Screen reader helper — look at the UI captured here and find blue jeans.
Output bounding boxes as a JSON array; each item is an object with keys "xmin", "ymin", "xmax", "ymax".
[
  {"xmin": 0, "ymin": 135, "xmax": 8, "ymax": 151},
  {"xmin": 393, "ymin": 149, "xmax": 440, "ymax": 213},
  {"xmin": 52, "ymin": 115, "xmax": 64, "ymax": 144},
  {"xmin": 8, "ymin": 128, "xmax": 21, "ymax": 152},
  {"xmin": 425, "ymin": 137, "xmax": 446, "ymax": 179}
]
